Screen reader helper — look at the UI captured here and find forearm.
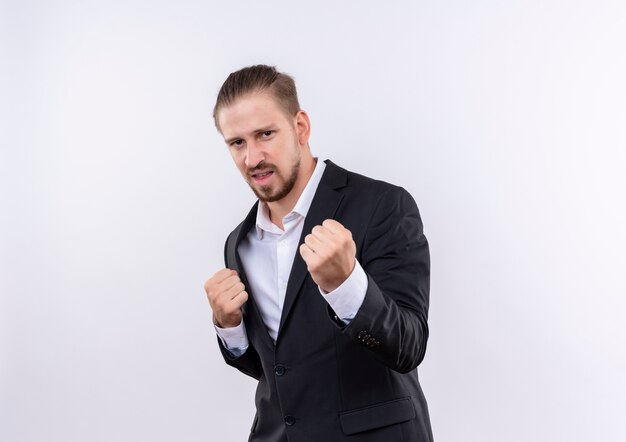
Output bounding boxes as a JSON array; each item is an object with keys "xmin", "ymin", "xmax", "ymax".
[
  {"xmin": 214, "ymin": 318, "xmax": 262, "ymax": 379},
  {"xmin": 335, "ymin": 186, "xmax": 431, "ymax": 373},
  {"xmin": 216, "ymin": 335, "xmax": 263, "ymax": 380},
  {"xmin": 341, "ymin": 274, "xmax": 429, "ymax": 373},
  {"xmin": 214, "ymin": 320, "xmax": 249, "ymax": 357}
]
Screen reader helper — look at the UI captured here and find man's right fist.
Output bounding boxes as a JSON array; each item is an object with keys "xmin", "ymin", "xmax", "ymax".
[{"xmin": 204, "ymin": 268, "xmax": 248, "ymax": 328}]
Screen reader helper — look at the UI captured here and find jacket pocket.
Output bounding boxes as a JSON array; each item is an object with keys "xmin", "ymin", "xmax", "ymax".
[{"xmin": 339, "ymin": 397, "xmax": 416, "ymax": 435}]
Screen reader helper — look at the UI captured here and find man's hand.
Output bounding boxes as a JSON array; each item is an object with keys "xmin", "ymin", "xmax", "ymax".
[
  {"xmin": 299, "ymin": 219, "xmax": 357, "ymax": 293},
  {"xmin": 204, "ymin": 268, "xmax": 248, "ymax": 328}
]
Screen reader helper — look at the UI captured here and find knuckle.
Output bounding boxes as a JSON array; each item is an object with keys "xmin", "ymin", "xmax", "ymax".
[{"xmin": 324, "ymin": 219, "xmax": 338, "ymax": 228}]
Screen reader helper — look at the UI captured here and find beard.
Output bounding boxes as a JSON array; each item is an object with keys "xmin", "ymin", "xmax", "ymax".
[{"xmin": 247, "ymin": 156, "xmax": 301, "ymax": 203}]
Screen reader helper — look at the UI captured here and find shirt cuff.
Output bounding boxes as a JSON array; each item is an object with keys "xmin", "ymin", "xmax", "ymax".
[
  {"xmin": 319, "ymin": 259, "xmax": 368, "ymax": 324},
  {"xmin": 214, "ymin": 319, "xmax": 249, "ymax": 357}
]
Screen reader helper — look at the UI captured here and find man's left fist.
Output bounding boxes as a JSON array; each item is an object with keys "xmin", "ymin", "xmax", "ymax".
[{"xmin": 299, "ymin": 219, "xmax": 356, "ymax": 293}]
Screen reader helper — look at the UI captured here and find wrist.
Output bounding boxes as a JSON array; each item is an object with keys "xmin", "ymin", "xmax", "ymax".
[{"xmin": 214, "ymin": 316, "xmax": 241, "ymax": 329}]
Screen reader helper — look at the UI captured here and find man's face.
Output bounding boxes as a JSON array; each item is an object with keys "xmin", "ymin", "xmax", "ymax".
[{"xmin": 217, "ymin": 91, "xmax": 306, "ymax": 203}]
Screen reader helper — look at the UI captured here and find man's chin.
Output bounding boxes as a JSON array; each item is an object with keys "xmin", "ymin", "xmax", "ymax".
[
  {"xmin": 248, "ymin": 170, "xmax": 297, "ymax": 203},
  {"xmin": 250, "ymin": 184, "xmax": 278, "ymax": 203}
]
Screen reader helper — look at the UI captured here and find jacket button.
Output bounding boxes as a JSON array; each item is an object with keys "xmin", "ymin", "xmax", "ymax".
[
  {"xmin": 284, "ymin": 415, "xmax": 296, "ymax": 426},
  {"xmin": 274, "ymin": 365, "xmax": 286, "ymax": 376}
]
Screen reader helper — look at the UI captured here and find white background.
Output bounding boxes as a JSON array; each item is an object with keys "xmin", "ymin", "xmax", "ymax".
[{"xmin": 2, "ymin": 1, "xmax": 625, "ymax": 441}]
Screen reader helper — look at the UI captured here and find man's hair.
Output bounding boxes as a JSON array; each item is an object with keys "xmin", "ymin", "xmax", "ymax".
[{"xmin": 213, "ymin": 65, "xmax": 301, "ymax": 132}]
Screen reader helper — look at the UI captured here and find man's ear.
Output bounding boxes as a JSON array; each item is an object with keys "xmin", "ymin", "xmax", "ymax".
[{"xmin": 294, "ymin": 110, "xmax": 311, "ymax": 146}]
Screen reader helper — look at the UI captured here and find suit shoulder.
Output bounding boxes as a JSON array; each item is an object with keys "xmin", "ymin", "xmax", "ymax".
[{"xmin": 342, "ymin": 166, "xmax": 413, "ymax": 203}]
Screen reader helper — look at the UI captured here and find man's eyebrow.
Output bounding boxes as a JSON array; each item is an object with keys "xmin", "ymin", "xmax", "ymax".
[
  {"xmin": 224, "ymin": 125, "xmax": 277, "ymax": 145},
  {"xmin": 224, "ymin": 135, "xmax": 241, "ymax": 145}
]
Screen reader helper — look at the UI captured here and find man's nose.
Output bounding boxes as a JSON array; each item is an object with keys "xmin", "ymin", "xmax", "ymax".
[{"xmin": 245, "ymin": 142, "xmax": 265, "ymax": 169}]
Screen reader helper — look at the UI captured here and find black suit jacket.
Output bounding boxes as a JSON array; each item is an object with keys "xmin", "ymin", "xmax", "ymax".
[{"xmin": 219, "ymin": 160, "xmax": 433, "ymax": 441}]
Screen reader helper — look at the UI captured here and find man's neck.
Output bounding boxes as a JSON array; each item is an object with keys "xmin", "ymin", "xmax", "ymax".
[{"xmin": 267, "ymin": 157, "xmax": 317, "ymax": 230}]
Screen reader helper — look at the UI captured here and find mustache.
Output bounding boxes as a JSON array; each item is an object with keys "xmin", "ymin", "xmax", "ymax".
[{"xmin": 247, "ymin": 161, "xmax": 276, "ymax": 175}]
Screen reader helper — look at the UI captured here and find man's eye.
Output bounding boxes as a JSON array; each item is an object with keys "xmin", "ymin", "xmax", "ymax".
[
  {"xmin": 231, "ymin": 139, "xmax": 244, "ymax": 147},
  {"xmin": 262, "ymin": 131, "xmax": 273, "ymax": 137}
]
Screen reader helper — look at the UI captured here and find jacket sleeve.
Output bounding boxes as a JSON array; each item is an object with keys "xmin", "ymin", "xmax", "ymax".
[
  {"xmin": 337, "ymin": 186, "xmax": 430, "ymax": 373},
  {"xmin": 216, "ymin": 336, "xmax": 263, "ymax": 380}
]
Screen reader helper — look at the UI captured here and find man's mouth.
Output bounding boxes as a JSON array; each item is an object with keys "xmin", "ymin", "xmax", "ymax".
[{"xmin": 250, "ymin": 170, "xmax": 274, "ymax": 184}]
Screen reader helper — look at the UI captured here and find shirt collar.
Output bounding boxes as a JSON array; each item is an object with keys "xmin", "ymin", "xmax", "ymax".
[{"xmin": 255, "ymin": 158, "xmax": 327, "ymax": 239}]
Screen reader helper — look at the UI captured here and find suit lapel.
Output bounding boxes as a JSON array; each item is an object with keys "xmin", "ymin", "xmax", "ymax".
[
  {"xmin": 277, "ymin": 160, "xmax": 348, "ymax": 341},
  {"xmin": 226, "ymin": 201, "xmax": 275, "ymax": 350}
]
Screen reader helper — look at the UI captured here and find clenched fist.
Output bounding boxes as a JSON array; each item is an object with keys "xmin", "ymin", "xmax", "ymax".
[
  {"xmin": 204, "ymin": 268, "xmax": 248, "ymax": 328},
  {"xmin": 299, "ymin": 219, "xmax": 356, "ymax": 293}
]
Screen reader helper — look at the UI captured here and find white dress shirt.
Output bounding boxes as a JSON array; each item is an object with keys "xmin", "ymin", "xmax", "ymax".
[{"xmin": 215, "ymin": 159, "xmax": 368, "ymax": 354}]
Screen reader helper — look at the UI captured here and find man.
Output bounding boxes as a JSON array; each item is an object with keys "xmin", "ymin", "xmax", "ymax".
[{"xmin": 204, "ymin": 65, "xmax": 433, "ymax": 441}]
